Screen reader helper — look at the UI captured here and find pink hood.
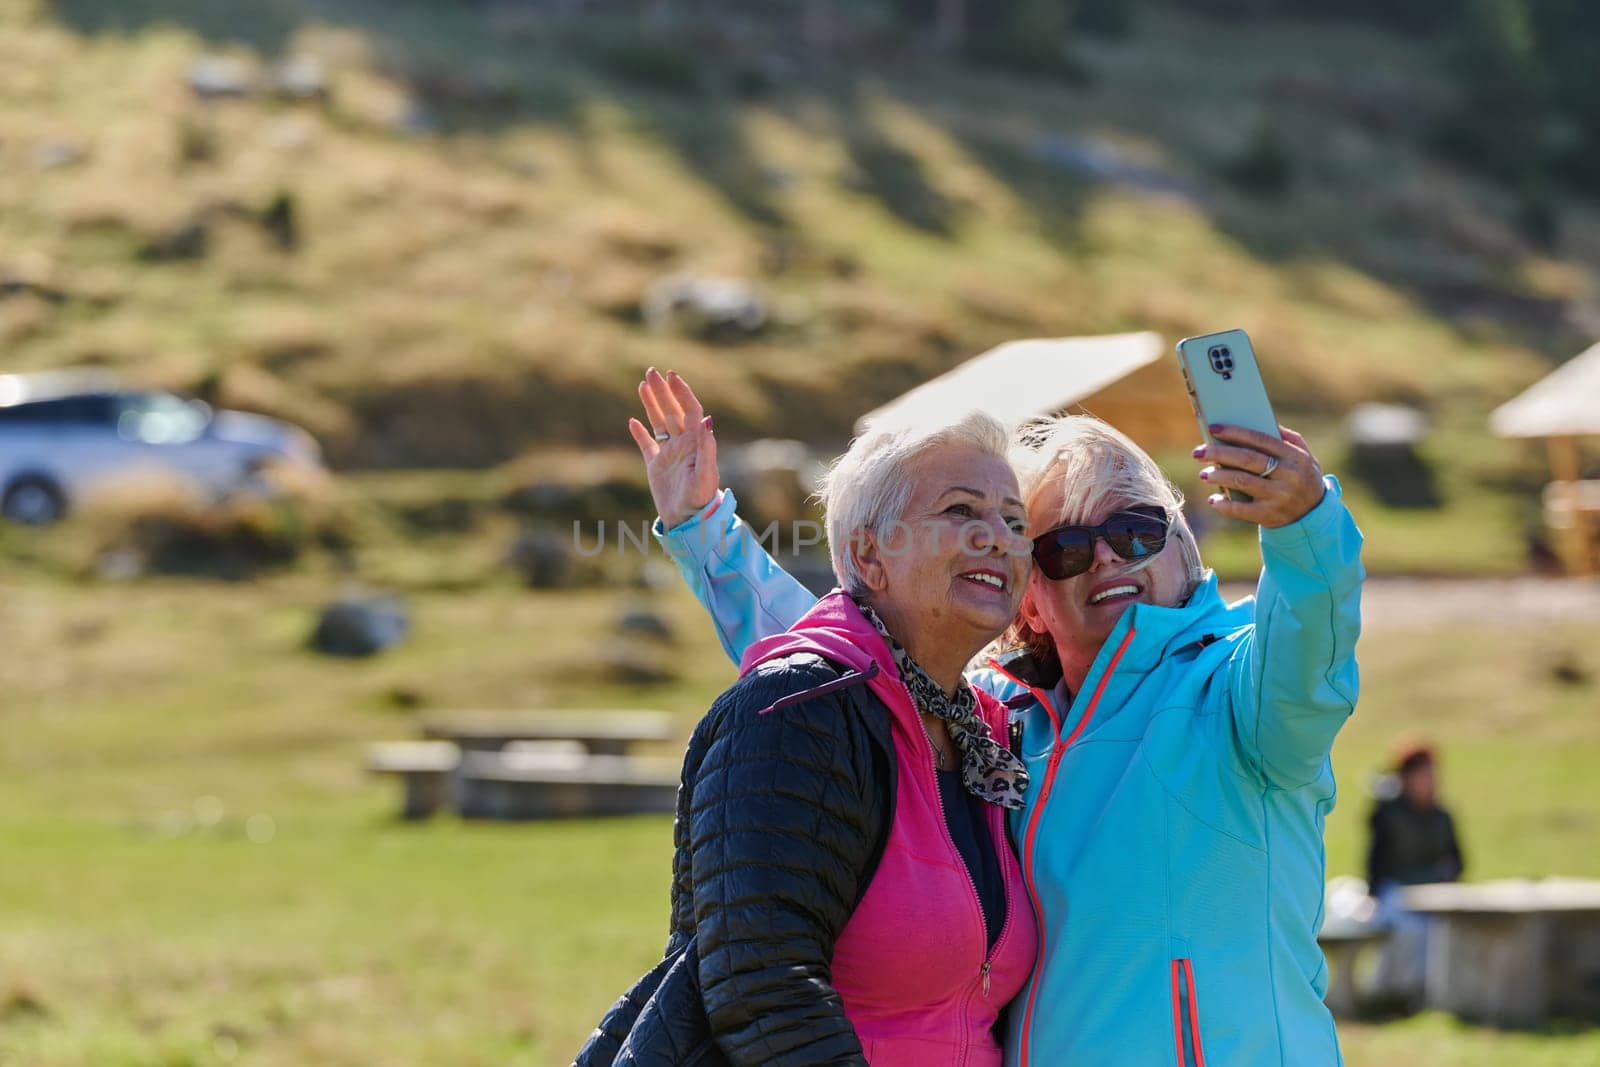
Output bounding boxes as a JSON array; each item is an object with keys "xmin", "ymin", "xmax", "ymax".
[
  {"xmin": 740, "ymin": 589, "xmax": 890, "ymax": 678},
  {"xmin": 740, "ymin": 588, "xmax": 1013, "ymax": 741}
]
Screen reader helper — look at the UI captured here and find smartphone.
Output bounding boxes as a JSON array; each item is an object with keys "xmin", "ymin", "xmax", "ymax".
[{"xmin": 1175, "ymin": 329, "xmax": 1281, "ymax": 502}]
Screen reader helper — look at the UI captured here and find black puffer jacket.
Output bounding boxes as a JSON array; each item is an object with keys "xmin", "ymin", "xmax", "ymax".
[{"xmin": 574, "ymin": 652, "xmax": 895, "ymax": 1067}]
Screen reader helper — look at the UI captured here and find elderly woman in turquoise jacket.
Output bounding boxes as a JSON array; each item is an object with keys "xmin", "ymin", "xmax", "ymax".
[{"xmin": 630, "ymin": 367, "xmax": 1364, "ymax": 1067}]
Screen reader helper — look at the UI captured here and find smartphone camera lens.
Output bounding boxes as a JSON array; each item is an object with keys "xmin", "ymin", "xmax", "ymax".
[{"xmin": 1207, "ymin": 345, "xmax": 1234, "ymax": 377}]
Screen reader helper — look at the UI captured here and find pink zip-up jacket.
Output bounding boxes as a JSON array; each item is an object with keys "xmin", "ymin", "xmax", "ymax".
[{"xmin": 741, "ymin": 592, "xmax": 1038, "ymax": 1067}]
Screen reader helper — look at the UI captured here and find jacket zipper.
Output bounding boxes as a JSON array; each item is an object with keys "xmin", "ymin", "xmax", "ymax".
[
  {"xmin": 905, "ymin": 680, "xmax": 1002, "ymax": 964},
  {"xmin": 1014, "ymin": 626, "xmax": 1137, "ymax": 1067},
  {"xmin": 1171, "ymin": 958, "xmax": 1207, "ymax": 1067},
  {"xmin": 901, "ymin": 677, "xmax": 1016, "ymax": 1057}
]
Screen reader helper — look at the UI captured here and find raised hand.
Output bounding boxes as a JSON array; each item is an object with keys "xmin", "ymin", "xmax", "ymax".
[
  {"xmin": 627, "ymin": 368, "xmax": 720, "ymax": 530},
  {"xmin": 1193, "ymin": 424, "xmax": 1326, "ymax": 528}
]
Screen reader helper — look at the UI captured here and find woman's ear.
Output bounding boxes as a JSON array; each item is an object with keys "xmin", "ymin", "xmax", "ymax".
[
  {"xmin": 1017, "ymin": 581, "xmax": 1045, "ymax": 634},
  {"xmin": 850, "ymin": 527, "xmax": 889, "ymax": 593}
]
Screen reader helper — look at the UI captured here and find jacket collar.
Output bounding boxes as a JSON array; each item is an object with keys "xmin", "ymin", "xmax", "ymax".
[
  {"xmin": 740, "ymin": 590, "xmax": 1015, "ymax": 734},
  {"xmin": 740, "ymin": 589, "xmax": 899, "ymax": 680},
  {"xmin": 1122, "ymin": 571, "xmax": 1245, "ymax": 664}
]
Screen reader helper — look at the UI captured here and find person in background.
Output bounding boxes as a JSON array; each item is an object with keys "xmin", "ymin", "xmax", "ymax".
[
  {"xmin": 1366, "ymin": 739, "xmax": 1464, "ymax": 1003},
  {"xmin": 576, "ymin": 379, "xmax": 1037, "ymax": 1067}
]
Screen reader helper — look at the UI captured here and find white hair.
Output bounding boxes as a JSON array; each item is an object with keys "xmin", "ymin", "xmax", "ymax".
[
  {"xmin": 1004, "ymin": 414, "xmax": 1206, "ymax": 658},
  {"xmin": 818, "ymin": 409, "xmax": 1013, "ymax": 596}
]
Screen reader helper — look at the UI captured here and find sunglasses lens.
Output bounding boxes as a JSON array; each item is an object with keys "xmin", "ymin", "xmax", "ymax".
[
  {"xmin": 1034, "ymin": 528, "xmax": 1093, "ymax": 580},
  {"xmin": 1104, "ymin": 511, "xmax": 1169, "ymax": 560},
  {"xmin": 1033, "ymin": 508, "xmax": 1171, "ymax": 581}
]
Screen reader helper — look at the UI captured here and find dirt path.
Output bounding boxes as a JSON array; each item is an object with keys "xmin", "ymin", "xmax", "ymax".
[{"xmin": 1218, "ymin": 576, "xmax": 1600, "ymax": 629}]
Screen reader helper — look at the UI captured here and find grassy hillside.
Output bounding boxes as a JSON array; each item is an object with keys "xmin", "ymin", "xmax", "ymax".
[
  {"xmin": 4, "ymin": 0, "xmax": 1599, "ymax": 584},
  {"xmin": 5, "ymin": 0, "xmax": 1596, "ymax": 455}
]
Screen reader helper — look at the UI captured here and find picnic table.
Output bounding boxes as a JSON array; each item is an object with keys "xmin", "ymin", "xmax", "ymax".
[
  {"xmin": 420, "ymin": 710, "xmax": 674, "ymax": 755},
  {"xmin": 455, "ymin": 746, "xmax": 679, "ymax": 820},
  {"xmin": 369, "ymin": 711, "xmax": 680, "ymax": 820},
  {"xmin": 1317, "ymin": 911, "xmax": 1388, "ymax": 1019},
  {"xmin": 1403, "ymin": 878, "xmax": 1600, "ymax": 1027},
  {"xmin": 366, "ymin": 740, "xmax": 460, "ymax": 819}
]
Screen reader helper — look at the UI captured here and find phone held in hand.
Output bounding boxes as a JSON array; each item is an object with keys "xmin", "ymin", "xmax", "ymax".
[{"xmin": 1175, "ymin": 329, "xmax": 1281, "ymax": 503}]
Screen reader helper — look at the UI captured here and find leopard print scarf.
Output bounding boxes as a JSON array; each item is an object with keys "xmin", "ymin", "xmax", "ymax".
[{"xmin": 856, "ymin": 598, "xmax": 1028, "ymax": 810}]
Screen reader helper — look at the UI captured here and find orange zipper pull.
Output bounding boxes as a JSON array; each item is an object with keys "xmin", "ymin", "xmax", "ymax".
[{"xmin": 982, "ymin": 961, "xmax": 992, "ymax": 998}]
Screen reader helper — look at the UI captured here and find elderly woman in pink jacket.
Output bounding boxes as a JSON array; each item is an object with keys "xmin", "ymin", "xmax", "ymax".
[{"xmin": 579, "ymin": 377, "xmax": 1037, "ymax": 1066}]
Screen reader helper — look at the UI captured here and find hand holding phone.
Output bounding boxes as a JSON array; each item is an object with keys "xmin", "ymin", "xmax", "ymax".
[
  {"xmin": 1176, "ymin": 330, "xmax": 1326, "ymax": 525},
  {"xmin": 1175, "ymin": 329, "xmax": 1281, "ymax": 504}
]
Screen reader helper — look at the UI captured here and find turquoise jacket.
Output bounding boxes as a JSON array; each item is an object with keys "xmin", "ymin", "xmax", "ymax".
[{"xmin": 657, "ymin": 481, "xmax": 1364, "ymax": 1067}]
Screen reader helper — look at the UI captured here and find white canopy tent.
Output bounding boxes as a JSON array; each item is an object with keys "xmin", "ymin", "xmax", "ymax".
[
  {"xmin": 856, "ymin": 331, "xmax": 1168, "ymax": 436},
  {"xmin": 1490, "ymin": 341, "xmax": 1600, "ymax": 480},
  {"xmin": 1490, "ymin": 340, "xmax": 1600, "ymax": 573}
]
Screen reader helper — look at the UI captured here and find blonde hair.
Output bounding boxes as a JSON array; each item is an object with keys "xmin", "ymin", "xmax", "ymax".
[
  {"xmin": 819, "ymin": 409, "xmax": 1013, "ymax": 596},
  {"xmin": 1003, "ymin": 415, "xmax": 1206, "ymax": 661}
]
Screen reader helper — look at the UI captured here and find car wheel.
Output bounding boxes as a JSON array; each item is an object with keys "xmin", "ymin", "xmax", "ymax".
[{"xmin": 2, "ymin": 475, "xmax": 68, "ymax": 525}]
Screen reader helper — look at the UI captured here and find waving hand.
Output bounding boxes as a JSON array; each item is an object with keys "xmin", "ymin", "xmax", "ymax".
[{"xmin": 627, "ymin": 368, "xmax": 720, "ymax": 530}]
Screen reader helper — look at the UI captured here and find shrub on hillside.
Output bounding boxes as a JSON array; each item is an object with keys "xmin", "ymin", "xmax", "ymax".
[
  {"xmin": 81, "ymin": 465, "xmax": 346, "ymax": 580},
  {"xmin": 965, "ymin": 0, "xmax": 1089, "ymax": 83},
  {"xmin": 503, "ymin": 473, "xmax": 655, "ymax": 527},
  {"xmin": 1431, "ymin": 0, "xmax": 1599, "ymax": 202},
  {"xmin": 1170, "ymin": 0, "xmax": 1458, "ymax": 33},
  {"xmin": 965, "ymin": 35, "xmax": 1090, "ymax": 83},
  {"xmin": 133, "ymin": 507, "xmax": 295, "ymax": 576},
  {"xmin": 844, "ymin": 135, "xmax": 960, "ymax": 234},
  {"xmin": 1165, "ymin": 0, "xmax": 1599, "ymax": 201},
  {"xmin": 587, "ymin": 32, "xmax": 702, "ymax": 94},
  {"xmin": 1220, "ymin": 113, "xmax": 1294, "ymax": 196},
  {"xmin": 1516, "ymin": 176, "xmax": 1560, "ymax": 248},
  {"xmin": 1073, "ymin": 0, "xmax": 1138, "ymax": 39}
]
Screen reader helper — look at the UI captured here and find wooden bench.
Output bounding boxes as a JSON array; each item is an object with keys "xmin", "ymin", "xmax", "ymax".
[
  {"xmin": 1316, "ymin": 877, "xmax": 1391, "ymax": 1019},
  {"xmin": 368, "ymin": 710, "xmax": 679, "ymax": 820},
  {"xmin": 366, "ymin": 740, "xmax": 460, "ymax": 819},
  {"xmin": 455, "ymin": 748, "xmax": 679, "ymax": 820},
  {"xmin": 367, "ymin": 740, "xmax": 598, "ymax": 819},
  {"xmin": 1404, "ymin": 879, "xmax": 1600, "ymax": 1027},
  {"xmin": 421, "ymin": 711, "xmax": 675, "ymax": 756}
]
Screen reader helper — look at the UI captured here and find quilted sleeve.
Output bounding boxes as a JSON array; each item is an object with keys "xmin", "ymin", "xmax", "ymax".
[{"xmin": 689, "ymin": 667, "xmax": 880, "ymax": 1066}]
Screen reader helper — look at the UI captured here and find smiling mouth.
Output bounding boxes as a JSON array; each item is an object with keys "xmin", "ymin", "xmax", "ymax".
[
  {"xmin": 960, "ymin": 572, "xmax": 1006, "ymax": 592},
  {"xmin": 1088, "ymin": 583, "xmax": 1140, "ymax": 605}
]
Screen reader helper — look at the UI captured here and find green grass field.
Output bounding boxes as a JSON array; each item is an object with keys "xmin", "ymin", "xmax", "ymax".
[{"xmin": 1, "ymin": 567, "xmax": 1597, "ymax": 1065}]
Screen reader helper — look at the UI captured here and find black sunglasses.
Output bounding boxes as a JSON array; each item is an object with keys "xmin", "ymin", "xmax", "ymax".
[{"xmin": 1031, "ymin": 505, "xmax": 1172, "ymax": 581}]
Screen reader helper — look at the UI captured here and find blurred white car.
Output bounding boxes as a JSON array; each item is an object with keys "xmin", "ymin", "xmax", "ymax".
[{"xmin": 0, "ymin": 371, "xmax": 324, "ymax": 524}]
